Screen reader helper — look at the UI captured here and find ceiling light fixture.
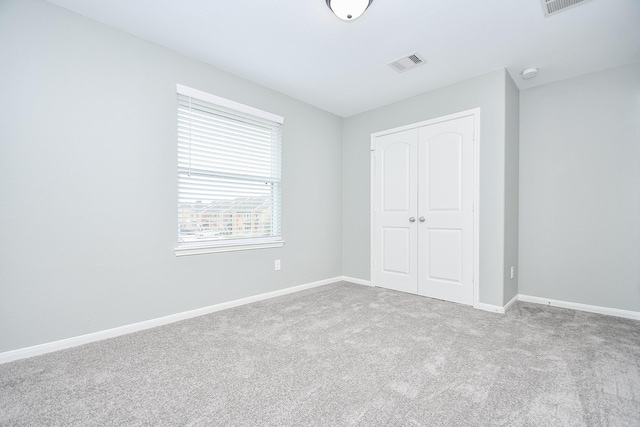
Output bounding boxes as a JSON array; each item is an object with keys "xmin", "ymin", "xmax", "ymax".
[
  {"xmin": 326, "ymin": 0, "xmax": 373, "ymax": 21},
  {"xmin": 521, "ymin": 67, "xmax": 539, "ymax": 80}
]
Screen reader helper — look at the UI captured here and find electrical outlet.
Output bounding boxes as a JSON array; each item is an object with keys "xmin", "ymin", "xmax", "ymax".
[
  {"xmin": 510, "ymin": 266, "xmax": 515, "ymax": 279},
  {"xmin": 275, "ymin": 260, "xmax": 281, "ymax": 271}
]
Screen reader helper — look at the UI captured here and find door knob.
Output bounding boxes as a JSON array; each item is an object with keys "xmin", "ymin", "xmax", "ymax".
[
  {"xmin": 419, "ymin": 217, "xmax": 426, "ymax": 223},
  {"xmin": 409, "ymin": 217, "xmax": 416, "ymax": 223}
]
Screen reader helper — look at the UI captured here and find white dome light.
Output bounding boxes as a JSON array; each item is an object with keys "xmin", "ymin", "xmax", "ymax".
[{"xmin": 326, "ymin": 0, "xmax": 373, "ymax": 21}]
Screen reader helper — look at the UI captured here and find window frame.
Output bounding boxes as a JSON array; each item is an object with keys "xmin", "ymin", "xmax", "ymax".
[{"xmin": 174, "ymin": 84, "xmax": 285, "ymax": 257}]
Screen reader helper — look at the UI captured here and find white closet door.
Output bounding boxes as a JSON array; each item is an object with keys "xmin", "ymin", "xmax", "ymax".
[
  {"xmin": 372, "ymin": 129, "xmax": 418, "ymax": 294},
  {"xmin": 417, "ymin": 116, "xmax": 474, "ymax": 305}
]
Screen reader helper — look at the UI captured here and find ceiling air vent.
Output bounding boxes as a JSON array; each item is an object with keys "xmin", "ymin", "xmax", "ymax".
[
  {"xmin": 389, "ymin": 53, "xmax": 426, "ymax": 73},
  {"xmin": 540, "ymin": 0, "xmax": 593, "ymax": 16}
]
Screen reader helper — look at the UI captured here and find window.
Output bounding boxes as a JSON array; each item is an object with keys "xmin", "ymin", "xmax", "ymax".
[{"xmin": 175, "ymin": 84, "xmax": 284, "ymax": 256}]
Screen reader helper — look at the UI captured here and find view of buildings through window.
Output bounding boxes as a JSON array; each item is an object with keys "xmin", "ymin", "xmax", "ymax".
[{"xmin": 178, "ymin": 195, "xmax": 274, "ymax": 242}]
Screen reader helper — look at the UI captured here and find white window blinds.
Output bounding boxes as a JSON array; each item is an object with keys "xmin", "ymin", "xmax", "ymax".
[{"xmin": 176, "ymin": 85, "xmax": 284, "ymax": 255}]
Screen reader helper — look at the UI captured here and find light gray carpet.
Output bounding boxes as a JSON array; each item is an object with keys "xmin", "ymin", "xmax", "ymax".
[{"xmin": 1, "ymin": 282, "xmax": 639, "ymax": 426}]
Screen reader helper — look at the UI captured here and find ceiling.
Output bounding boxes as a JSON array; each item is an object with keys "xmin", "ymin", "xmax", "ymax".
[{"xmin": 45, "ymin": 0, "xmax": 640, "ymax": 117}]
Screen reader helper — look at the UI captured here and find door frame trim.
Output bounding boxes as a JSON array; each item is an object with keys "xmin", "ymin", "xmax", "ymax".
[{"xmin": 370, "ymin": 108, "xmax": 481, "ymax": 308}]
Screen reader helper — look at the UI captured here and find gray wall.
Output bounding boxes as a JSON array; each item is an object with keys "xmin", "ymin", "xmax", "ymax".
[
  {"xmin": 519, "ymin": 62, "xmax": 640, "ymax": 311},
  {"xmin": 342, "ymin": 70, "xmax": 509, "ymax": 307},
  {"xmin": 0, "ymin": 0, "xmax": 343, "ymax": 352},
  {"xmin": 504, "ymin": 72, "xmax": 520, "ymax": 304}
]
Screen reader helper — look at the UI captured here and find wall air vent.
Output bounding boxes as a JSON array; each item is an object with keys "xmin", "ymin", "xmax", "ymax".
[
  {"xmin": 540, "ymin": 0, "xmax": 593, "ymax": 16},
  {"xmin": 388, "ymin": 53, "xmax": 426, "ymax": 73}
]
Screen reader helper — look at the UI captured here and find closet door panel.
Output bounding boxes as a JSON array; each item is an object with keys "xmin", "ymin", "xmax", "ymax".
[
  {"xmin": 372, "ymin": 129, "xmax": 418, "ymax": 294},
  {"xmin": 418, "ymin": 116, "xmax": 474, "ymax": 305}
]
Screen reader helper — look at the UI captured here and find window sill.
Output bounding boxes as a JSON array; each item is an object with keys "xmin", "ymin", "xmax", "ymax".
[{"xmin": 174, "ymin": 240, "xmax": 285, "ymax": 257}]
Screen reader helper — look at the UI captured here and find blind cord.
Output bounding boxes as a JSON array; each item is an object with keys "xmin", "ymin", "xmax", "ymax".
[{"xmin": 188, "ymin": 97, "xmax": 193, "ymax": 177}]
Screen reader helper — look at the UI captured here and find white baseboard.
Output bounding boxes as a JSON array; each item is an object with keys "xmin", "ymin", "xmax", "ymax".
[
  {"xmin": 0, "ymin": 276, "xmax": 343, "ymax": 365},
  {"xmin": 503, "ymin": 294, "xmax": 519, "ymax": 312},
  {"xmin": 475, "ymin": 293, "xmax": 640, "ymax": 321},
  {"xmin": 341, "ymin": 276, "xmax": 372, "ymax": 286},
  {"xmin": 517, "ymin": 294, "xmax": 640, "ymax": 321},
  {"xmin": 474, "ymin": 302, "xmax": 505, "ymax": 314},
  {"xmin": 5, "ymin": 281, "xmax": 637, "ymax": 364}
]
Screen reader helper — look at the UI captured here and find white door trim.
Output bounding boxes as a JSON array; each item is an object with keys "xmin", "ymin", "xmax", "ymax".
[{"xmin": 370, "ymin": 108, "xmax": 481, "ymax": 309}]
